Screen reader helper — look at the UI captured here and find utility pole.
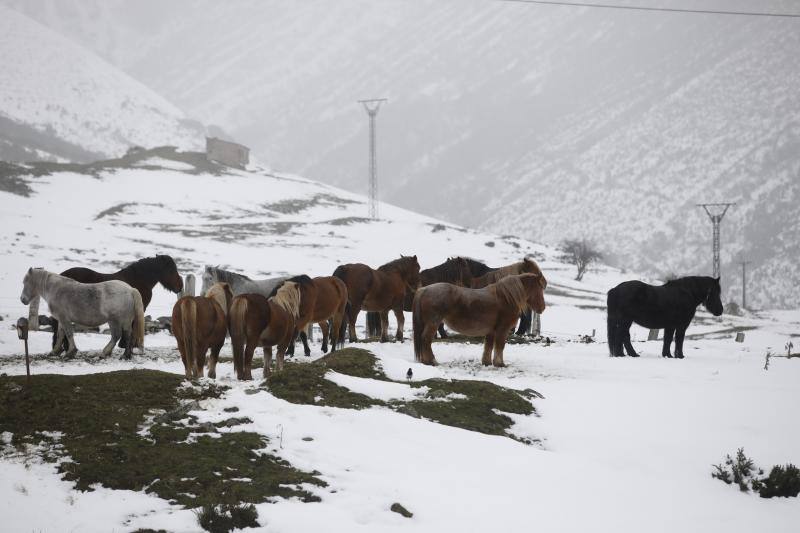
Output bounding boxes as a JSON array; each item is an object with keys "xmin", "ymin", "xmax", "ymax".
[
  {"xmin": 358, "ymin": 98, "xmax": 387, "ymax": 219},
  {"xmin": 697, "ymin": 203, "xmax": 735, "ymax": 278},
  {"xmin": 739, "ymin": 260, "xmax": 751, "ymax": 310}
]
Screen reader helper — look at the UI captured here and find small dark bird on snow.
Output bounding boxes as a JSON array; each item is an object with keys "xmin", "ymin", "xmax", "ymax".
[{"xmin": 406, "ymin": 368, "xmax": 413, "ymax": 381}]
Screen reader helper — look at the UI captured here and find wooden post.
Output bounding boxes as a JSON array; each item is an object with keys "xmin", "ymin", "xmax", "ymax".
[
  {"xmin": 24, "ymin": 337, "xmax": 30, "ymax": 384},
  {"xmin": 531, "ymin": 313, "xmax": 541, "ymax": 337},
  {"xmin": 181, "ymin": 274, "xmax": 196, "ymax": 298}
]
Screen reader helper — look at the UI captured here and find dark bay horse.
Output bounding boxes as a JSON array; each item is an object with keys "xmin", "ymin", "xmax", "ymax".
[
  {"xmin": 43, "ymin": 255, "xmax": 183, "ymax": 350},
  {"xmin": 366, "ymin": 256, "xmax": 473, "ymax": 338},
  {"xmin": 271, "ymin": 275, "xmax": 349, "ymax": 356},
  {"xmin": 172, "ymin": 282, "xmax": 233, "ymax": 379},
  {"xmin": 228, "ymin": 282, "xmax": 300, "ymax": 380},
  {"xmin": 413, "ymin": 273, "xmax": 546, "ymax": 366},
  {"xmin": 606, "ymin": 276, "xmax": 723, "ymax": 358},
  {"xmin": 334, "ymin": 255, "xmax": 420, "ymax": 342}
]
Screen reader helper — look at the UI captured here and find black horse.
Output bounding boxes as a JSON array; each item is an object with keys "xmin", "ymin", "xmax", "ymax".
[{"xmin": 606, "ymin": 276, "xmax": 723, "ymax": 358}]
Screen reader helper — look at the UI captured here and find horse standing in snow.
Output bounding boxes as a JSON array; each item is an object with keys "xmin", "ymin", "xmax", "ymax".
[
  {"xmin": 269, "ymin": 275, "xmax": 349, "ymax": 356},
  {"xmin": 606, "ymin": 276, "xmax": 723, "ymax": 358},
  {"xmin": 228, "ymin": 281, "xmax": 301, "ymax": 380},
  {"xmin": 172, "ymin": 282, "xmax": 233, "ymax": 379},
  {"xmin": 334, "ymin": 255, "xmax": 421, "ymax": 343},
  {"xmin": 413, "ymin": 273, "xmax": 546, "ymax": 366},
  {"xmin": 20, "ymin": 268, "xmax": 145, "ymax": 359}
]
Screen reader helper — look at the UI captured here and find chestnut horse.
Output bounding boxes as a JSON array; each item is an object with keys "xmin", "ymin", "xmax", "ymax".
[
  {"xmin": 270, "ymin": 275, "xmax": 349, "ymax": 356},
  {"xmin": 172, "ymin": 282, "xmax": 233, "ymax": 380},
  {"xmin": 228, "ymin": 281, "xmax": 300, "ymax": 380},
  {"xmin": 334, "ymin": 255, "xmax": 420, "ymax": 342},
  {"xmin": 413, "ymin": 273, "xmax": 546, "ymax": 367}
]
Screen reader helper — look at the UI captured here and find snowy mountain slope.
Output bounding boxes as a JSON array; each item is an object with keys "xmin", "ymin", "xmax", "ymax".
[
  {"xmin": 9, "ymin": 0, "xmax": 798, "ymax": 308},
  {"xmin": 1, "ymin": 151, "xmax": 798, "ymax": 532},
  {"xmin": 0, "ymin": 4, "xmax": 204, "ymax": 162}
]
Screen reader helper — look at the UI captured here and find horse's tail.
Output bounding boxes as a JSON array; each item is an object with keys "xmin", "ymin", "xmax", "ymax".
[
  {"xmin": 228, "ymin": 297, "xmax": 248, "ymax": 379},
  {"xmin": 131, "ymin": 289, "xmax": 145, "ymax": 351},
  {"xmin": 181, "ymin": 299, "xmax": 198, "ymax": 371},
  {"xmin": 366, "ymin": 312, "xmax": 381, "ymax": 338},
  {"xmin": 606, "ymin": 288, "xmax": 618, "ymax": 356},
  {"xmin": 412, "ymin": 290, "xmax": 424, "ymax": 363},
  {"xmin": 337, "ymin": 302, "xmax": 350, "ymax": 349}
]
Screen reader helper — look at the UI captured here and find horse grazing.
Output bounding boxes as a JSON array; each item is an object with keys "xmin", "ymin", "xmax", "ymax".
[
  {"xmin": 606, "ymin": 276, "xmax": 723, "ymax": 358},
  {"xmin": 270, "ymin": 275, "xmax": 349, "ymax": 356},
  {"xmin": 413, "ymin": 273, "xmax": 546, "ymax": 367},
  {"xmin": 462, "ymin": 257, "xmax": 546, "ymax": 335},
  {"xmin": 228, "ymin": 282, "xmax": 301, "ymax": 380},
  {"xmin": 172, "ymin": 282, "xmax": 233, "ymax": 379},
  {"xmin": 20, "ymin": 268, "xmax": 145, "ymax": 359},
  {"xmin": 201, "ymin": 265, "xmax": 288, "ymax": 298},
  {"xmin": 334, "ymin": 255, "xmax": 420, "ymax": 342}
]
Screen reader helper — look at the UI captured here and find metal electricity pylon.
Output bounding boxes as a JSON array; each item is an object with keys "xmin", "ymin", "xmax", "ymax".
[
  {"xmin": 697, "ymin": 203, "xmax": 735, "ymax": 278},
  {"xmin": 358, "ymin": 98, "xmax": 387, "ymax": 219}
]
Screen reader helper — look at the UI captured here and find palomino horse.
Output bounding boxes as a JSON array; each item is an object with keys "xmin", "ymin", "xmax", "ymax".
[
  {"xmin": 270, "ymin": 275, "xmax": 349, "ymax": 356},
  {"xmin": 334, "ymin": 255, "xmax": 420, "ymax": 342},
  {"xmin": 607, "ymin": 276, "xmax": 723, "ymax": 358},
  {"xmin": 366, "ymin": 256, "xmax": 473, "ymax": 338},
  {"xmin": 34, "ymin": 255, "xmax": 182, "ymax": 350},
  {"xmin": 172, "ymin": 282, "xmax": 233, "ymax": 379},
  {"xmin": 462, "ymin": 256, "xmax": 545, "ymax": 335},
  {"xmin": 20, "ymin": 268, "xmax": 145, "ymax": 359},
  {"xmin": 413, "ymin": 273, "xmax": 546, "ymax": 367},
  {"xmin": 228, "ymin": 281, "xmax": 301, "ymax": 380},
  {"xmin": 201, "ymin": 265, "xmax": 288, "ymax": 297}
]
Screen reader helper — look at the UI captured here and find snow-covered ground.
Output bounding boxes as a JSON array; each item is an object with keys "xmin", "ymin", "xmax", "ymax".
[{"xmin": 1, "ymin": 157, "xmax": 798, "ymax": 532}]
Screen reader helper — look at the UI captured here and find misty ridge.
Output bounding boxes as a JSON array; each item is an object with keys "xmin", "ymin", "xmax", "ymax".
[{"xmin": 2, "ymin": 0, "xmax": 799, "ymax": 309}]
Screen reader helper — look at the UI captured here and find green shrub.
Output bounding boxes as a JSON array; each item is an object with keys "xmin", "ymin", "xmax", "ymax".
[{"xmin": 712, "ymin": 449, "xmax": 799, "ymax": 498}]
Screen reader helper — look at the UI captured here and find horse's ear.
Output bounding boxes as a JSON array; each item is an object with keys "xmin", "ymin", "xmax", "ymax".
[
  {"xmin": 27, "ymin": 267, "xmax": 32, "ymax": 274},
  {"xmin": 715, "ymin": 276, "xmax": 720, "ymax": 283}
]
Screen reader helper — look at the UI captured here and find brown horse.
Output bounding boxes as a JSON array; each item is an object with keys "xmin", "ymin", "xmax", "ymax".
[
  {"xmin": 413, "ymin": 273, "xmax": 546, "ymax": 367},
  {"xmin": 334, "ymin": 255, "xmax": 420, "ymax": 342},
  {"xmin": 228, "ymin": 281, "xmax": 300, "ymax": 380},
  {"xmin": 271, "ymin": 275, "xmax": 349, "ymax": 356},
  {"xmin": 45, "ymin": 255, "xmax": 183, "ymax": 350},
  {"xmin": 470, "ymin": 257, "xmax": 545, "ymax": 289},
  {"xmin": 172, "ymin": 282, "xmax": 233, "ymax": 380}
]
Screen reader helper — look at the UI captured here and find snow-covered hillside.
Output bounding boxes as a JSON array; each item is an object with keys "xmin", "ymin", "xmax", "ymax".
[
  {"xmin": 0, "ymin": 4, "xmax": 204, "ymax": 162},
  {"xmin": 1, "ymin": 151, "xmax": 798, "ymax": 532},
  {"xmin": 9, "ymin": 0, "xmax": 798, "ymax": 308}
]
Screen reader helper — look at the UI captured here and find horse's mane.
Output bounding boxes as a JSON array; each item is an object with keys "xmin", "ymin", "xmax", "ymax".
[
  {"xmin": 423, "ymin": 258, "xmax": 468, "ymax": 284},
  {"xmin": 124, "ymin": 255, "xmax": 177, "ymax": 277},
  {"xmin": 378, "ymin": 256, "xmax": 416, "ymax": 273},
  {"xmin": 493, "ymin": 275, "xmax": 529, "ymax": 313},
  {"xmin": 267, "ymin": 275, "xmax": 312, "ymax": 299},
  {"xmin": 664, "ymin": 276, "xmax": 717, "ymax": 296},
  {"xmin": 457, "ymin": 257, "xmax": 492, "ymax": 277},
  {"xmin": 205, "ymin": 282, "xmax": 233, "ymax": 315},
  {"xmin": 270, "ymin": 281, "xmax": 301, "ymax": 318},
  {"xmin": 285, "ymin": 274, "xmax": 314, "ymax": 287},
  {"xmin": 206, "ymin": 266, "xmax": 252, "ymax": 283}
]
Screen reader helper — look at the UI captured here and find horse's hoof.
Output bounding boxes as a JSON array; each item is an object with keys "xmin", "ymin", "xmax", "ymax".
[
  {"xmin": 675, "ymin": 354, "xmax": 685, "ymax": 359},
  {"xmin": 629, "ymin": 353, "xmax": 640, "ymax": 358},
  {"xmin": 492, "ymin": 362, "xmax": 506, "ymax": 368},
  {"xmin": 662, "ymin": 353, "xmax": 673, "ymax": 358},
  {"xmin": 66, "ymin": 349, "xmax": 78, "ymax": 359}
]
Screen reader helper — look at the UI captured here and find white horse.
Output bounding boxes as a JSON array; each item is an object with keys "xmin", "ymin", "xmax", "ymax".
[
  {"xmin": 20, "ymin": 268, "xmax": 145, "ymax": 359},
  {"xmin": 201, "ymin": 266, "xmax": 288, "ymax": 298}
]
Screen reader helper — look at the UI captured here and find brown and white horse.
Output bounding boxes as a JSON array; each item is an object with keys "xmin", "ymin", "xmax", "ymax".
[
  {"xmin": 228, "ymin": 281, "xmax": 301, "ymax": 380},
  {"xmin": 333, "ymin": 255, "xmax": 420, "ymax": 342},
  {"xmin": 413, "ymin": 273, "xmax": 546, "ymax": 367},
  {"xmin": 172, "ymin": 282, "xmax": 233, "ymax": 380}
]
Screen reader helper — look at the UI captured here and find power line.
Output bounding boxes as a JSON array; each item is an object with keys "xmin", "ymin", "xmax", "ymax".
[{"xmin": 499, "ymin": 0, "xmax": 800, "ymax": 18}]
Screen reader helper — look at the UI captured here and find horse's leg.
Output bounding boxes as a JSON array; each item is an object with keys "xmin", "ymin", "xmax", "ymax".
[
  {"xmin": 515, "ymin": 310, "xmax": 532, "ymax": 336},
  {"xmin": 348, "ymin": 301, "xmax": 363, "ymax": 342},
  {"xmin": 194, "ymin": 345, "xmax": 207, "ymax": 378},
  {"xmin": 319, "ymin": 321, "xmax": 330, "ymax": 353},
  {"xmin": 287, "ymin": 329, "xmax": 297, "ymax": 356},
  {"xmin": 207, "ymin": 340, "xmax": 223, "ymax": 379},
  {"xmin": 493, "ymin": 332, "xmax": 508, "ymax": 367},
  {"xmin": 393, "ymin": 307, "xmax": 405, "ymax": 342},
  {"xmin": 103, "ymin": 323, "xmax": 122, "ymax": 358},
  {"xmin": 621, "ymin": 321, "xmax": 639, "ymax": 357},
  {"xmin": 299, "ymin": 328, "xmax": 311, "ymax": 357},
  {"xmin": 421, "ymin": 323, "xmax": 438, "ymax": 365},
  {"xmin": 481, "ymin": 334, "xmax": 495, "ymax": 366},
  {"xmin": 436, "ymin": 323, "xmax": 448, "ymax": 339},
  {"xmin": 276, "ymin": 343, "xmax": 286, "ymax": 373},
  {"xmin": 379, "ymin": 311, "xmax": 390, "ymax": 343},
  {"xmin": 674, "ymin": 326, "xmax": 688, "ymax": 359},
  {"xmin": 175, "ymin": 334, "xmax": 191, "ymax": 379},
  {"xmin": 662, "ymin": 328, "xmax": 675, "ymax": 358},
  {"xmin": 262, "ymin": 344, "xmax": 272, "ymax": 379},
  {"xmin": 50, "ymin": 323, "xmax": 66, "ymax": 357},
  {"xmin": 242, "ymin": 338, "xmax": 256, "ymax": 381},
  {"xmin": 61, "ymin": 320, "xmax": 78, "ymax": 358}
]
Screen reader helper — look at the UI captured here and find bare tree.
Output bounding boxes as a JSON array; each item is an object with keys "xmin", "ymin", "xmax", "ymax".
[{"xmin": 560, "ymin": 239, "xmax": 602, "ymax": 281}]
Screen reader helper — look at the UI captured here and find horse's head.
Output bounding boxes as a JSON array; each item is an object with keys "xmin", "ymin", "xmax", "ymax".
[
  {"xmin": 20, "ymin": 267, "xmax": 40, "ymax": 305},
  {"xmin": 454, "ymin": 257, "xmax": 474, "ymax": 287},
  {"xmin": 401, "ymin": 255, "xmax": 421, "ymax": 291},
  {"xmin": 522, "ymin": 257, "xmax": 547, "ymax": 289},
  {"xmin": 521, "ymin": 273, "xmax": 546, "ymax": 314},
  {"xmin": 156, "ymin": 255, "xmax": 183, "ymax": 294},
  {"xmin": 201, "ymin": 266, "xmax": 216, "ymax": 295},
  {"xmin": 703, "ymin": 277, "xmax": 723, "ymax": 316}
]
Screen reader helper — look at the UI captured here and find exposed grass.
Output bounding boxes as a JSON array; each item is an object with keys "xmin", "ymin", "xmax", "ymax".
[
  {"xmin": 196, "ymin": 503, "xmax": 260, "ymax": 532},
  {"xmin": 318, "ymin": 347, "xmax": 390, "ymax": 381},
  {"xmin": 0, "ymin": 370, "xmax": 325, "ymax": 508}
]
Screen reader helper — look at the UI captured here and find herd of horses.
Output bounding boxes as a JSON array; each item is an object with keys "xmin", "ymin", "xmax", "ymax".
[{"xmin": 19, "ymin": 252, "xmax": 724, "ymax": 380}]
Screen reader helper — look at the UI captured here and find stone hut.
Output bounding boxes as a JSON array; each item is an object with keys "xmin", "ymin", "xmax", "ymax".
[{"xmin": 205, "ymin": 137, "xmax": 249, "ymax": 169}]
